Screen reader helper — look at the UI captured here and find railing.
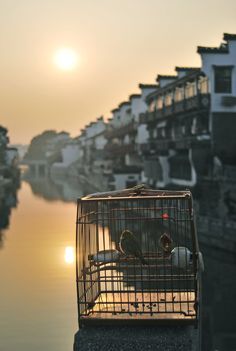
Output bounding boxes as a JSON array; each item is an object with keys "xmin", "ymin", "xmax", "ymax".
[
  {"xmin": 140, "ymin": 93, "xmax": 210, "ymax": 124},
  {"xmin": 222, "ymin": 165, "xmax": 236, "ymax": 182},
  {"xmin": 105, "ymin": 143, "xmax": 137, "ymax": 154},
  {"xmin": 105, "ymin": 122, "xmax": 137, "ymax": 139},
  {"xmin": 144, "ymin": 134, "xmax": 211, "ymax": 152}
]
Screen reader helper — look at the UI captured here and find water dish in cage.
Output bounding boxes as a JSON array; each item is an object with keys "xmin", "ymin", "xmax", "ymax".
[
  {"xmin": 90, "ymin": 249, "xmax": 122, "ymax": 263},
  {"xmin": 170, "ymin": 246, "xmax": 192, "ymax": 269}
]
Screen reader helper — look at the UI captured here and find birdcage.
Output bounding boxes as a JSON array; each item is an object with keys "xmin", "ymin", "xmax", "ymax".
[{"xmin": 76, "ymin": 185, "xmax": 203, "ymax": 328}]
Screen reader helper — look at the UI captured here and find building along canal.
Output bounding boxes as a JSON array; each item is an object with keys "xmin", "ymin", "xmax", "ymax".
[{"xmin": 0, "ymin": 176, "xmax": 236, "ymax": 351}]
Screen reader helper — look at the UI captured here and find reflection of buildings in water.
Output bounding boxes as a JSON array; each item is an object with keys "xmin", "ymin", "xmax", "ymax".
[
  {"xmin": 24, "ymin": 175, "xmax": 84, "ymax": 203},
  {"xmin": 52, "ymin": 177, "xmax": 84, "ymax": 202},
  {"xmin": 0, "ymin": 186, "xmax": 18, "ymax": 248},
  {"xmin": 0, "ymin": 231, "xmax": 5, "ymax": 248}
]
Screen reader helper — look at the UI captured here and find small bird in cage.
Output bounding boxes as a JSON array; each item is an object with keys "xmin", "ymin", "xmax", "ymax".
[
  {"xmin": 119, "ymin": 229, "xmax": 148, "ymax": 265},
  {"xmin": 159, "ymin": 233, "xmax": 173, "ymax": 254}
]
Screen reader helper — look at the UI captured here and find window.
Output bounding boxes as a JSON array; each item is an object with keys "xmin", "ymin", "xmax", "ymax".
[
  {"xmin": 164, "ymin": 92, "xmax": 173, "ymax": 106},
  {"xmin": 156, "ymin": 96, "xmax": 163, "ymax": 109},
  {"xmin": 174, "ymin": 87, "xmax": 184, "ymax": 102},
  {"xmin": 198, "ymin": 76, "xmax": 209, "ymax": 94},
  {"xmin": 214, "ymin": 66, "xmax": 233, "ymax": 93},
  {"xmin": 149, "ymin": 99, "xmax": 156, "ymax": 112},
  {"xmin": 185, "ymin": 82, "xmax": 197, "ymax": 99}
]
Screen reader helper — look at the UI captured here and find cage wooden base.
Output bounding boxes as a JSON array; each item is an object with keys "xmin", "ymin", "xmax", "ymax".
[{"xmin": 80, "ymin": 291, "xmax": 196, "ymax": 326}]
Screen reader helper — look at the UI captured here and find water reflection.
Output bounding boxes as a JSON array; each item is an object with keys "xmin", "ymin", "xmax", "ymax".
[
  {"xmin": 0, "ymin": 180, "xmax": 77, "ymax": 351},
  {"xmin": 23, "ymin": 173, "xmax": 84, "ymax": 203},
  {"xmin": 0, "ymin": 182, "xmax": 19, "ymax": 248}
]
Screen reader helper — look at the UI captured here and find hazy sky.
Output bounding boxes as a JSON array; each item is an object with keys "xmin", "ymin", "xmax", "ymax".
[{"xmin": 0, "ymin": 0, "xmax": 236, "ymax": 144}]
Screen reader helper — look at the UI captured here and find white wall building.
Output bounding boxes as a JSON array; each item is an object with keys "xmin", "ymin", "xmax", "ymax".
[
  {"xmin": 50, "ymin": 142, "xmax": 80, "ymax": 177},
  {"xmin": 6, "ymin": 148, "xmax": 19, "ymax": 167}
]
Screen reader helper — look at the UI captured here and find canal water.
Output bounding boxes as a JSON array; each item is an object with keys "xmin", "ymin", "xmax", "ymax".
[
  {"xmin": 0, "ymin": 177, "xmax": 236, "ymax": 351},
  {"xmin": 0, "ymin": 180, "xmax": 79, "ymax": 351}
]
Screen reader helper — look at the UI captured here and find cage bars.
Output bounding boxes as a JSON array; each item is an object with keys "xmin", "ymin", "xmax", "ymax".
[{"xmin": 76, "ymin": 188, "xmax": 201, "ymax": 327}]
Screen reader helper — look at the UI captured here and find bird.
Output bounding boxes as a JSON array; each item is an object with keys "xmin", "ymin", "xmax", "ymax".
[
  {"xmin": 119, "ymin": 229, "xmax": 148, "ymax": 265},
  {"xmin": 159, "ymin": 233, "xmax": 173, "ymax": 254}
]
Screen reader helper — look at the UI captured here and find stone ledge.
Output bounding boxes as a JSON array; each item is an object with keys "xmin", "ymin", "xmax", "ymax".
[{"xmin": 74, "ymin": 325, "xmax": 199, "ymax": 351}]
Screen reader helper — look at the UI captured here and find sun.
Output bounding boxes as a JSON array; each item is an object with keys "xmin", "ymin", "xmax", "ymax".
[
  {"xmin": 64, "ymin": 246, "xmax": 75, "ymax": 264},
  {"xmin": 54, "ymin": 48, "xmax": 78, "ymax": 70}
]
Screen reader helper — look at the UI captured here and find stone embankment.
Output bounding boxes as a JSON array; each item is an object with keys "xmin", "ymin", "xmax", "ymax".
[{"xmin": 74, "ymin": 325, "xmax": 199, "ymax": 351}]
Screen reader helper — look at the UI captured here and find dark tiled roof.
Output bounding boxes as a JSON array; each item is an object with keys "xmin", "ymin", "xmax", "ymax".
[
  {"xmin": 111, "ymin": 108, "xmax": 119, "ymax": 113},
  {"xmin": 156, "ymin": 75, "xmax": 176, "ymax": 81},
  {"xmin": 223, "ymin": 33, "xmax": 236, "ymax": 41},
  {"xmin": 119, "ymin": 101, "xmax": 130, "ymax": 108},
  {"xmin": 139, "ymin": 84, "xmax": 157, "ymax": 89},
  {"xmin": 129, "ymin": 94, "xmax": 141, "ymax": 100},
  {"xmin": 197, "ymin": 45, "xmax": 228, "ymax": 54},
  {"xmin": 175, "ymin": 67, "xmax": 200, "ymax": 72}
]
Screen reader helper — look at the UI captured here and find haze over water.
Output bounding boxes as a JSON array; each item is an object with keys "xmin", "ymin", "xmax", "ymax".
[{"xmin": 1, "ymin": 0, "xmax": 236, "ymax": 144}]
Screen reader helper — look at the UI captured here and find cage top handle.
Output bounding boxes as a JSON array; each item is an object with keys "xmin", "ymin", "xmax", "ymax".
[{"xmin": 79, "ymin": 184, "xmax": 192, "ymax": 201}]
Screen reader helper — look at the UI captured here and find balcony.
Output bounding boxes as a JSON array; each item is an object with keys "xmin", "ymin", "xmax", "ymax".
[
  {"xmin": 144, "ymin": 134, "xmax": 211, "ymax": 153},
  {"xmin": 163, "ymin": 105, "xmax": 173, "ymax": 117},
  {"xmin": 140, "ymin": 93, "xmax": 210, "ymax": 124},
  {"xmin": 174, "ymin": 100, "xmax": 185, "ymax": 114},
  {"xmin": 105, "ymin": 143, "xmax": 137, "ymax": 155},
  {"xmin": 105, "ymin": 122, "xmax": 137, "ymax": 139},
  {"xmin": 139, "ymin": 112, "xmax": 156, "ymax": 124},
  {"xmin": 140, "ymin": 139, "xmax": 170, "ymax": 153}
]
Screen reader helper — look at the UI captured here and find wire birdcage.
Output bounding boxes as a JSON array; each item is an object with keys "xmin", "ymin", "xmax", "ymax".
[{"xmin": 76, "ymin": 186, "xmax": 203, "ymax": 328}]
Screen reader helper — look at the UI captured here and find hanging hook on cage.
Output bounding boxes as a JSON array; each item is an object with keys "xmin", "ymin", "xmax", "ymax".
[{"xmin": 129, "ymin": 183, "xmax": 149, "ymax": 195}]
